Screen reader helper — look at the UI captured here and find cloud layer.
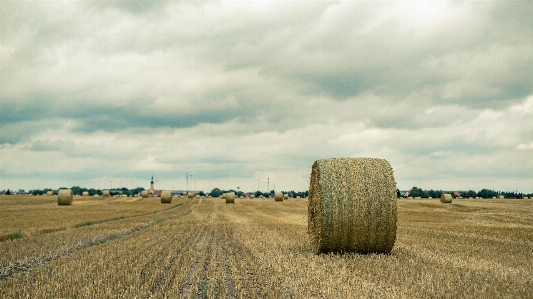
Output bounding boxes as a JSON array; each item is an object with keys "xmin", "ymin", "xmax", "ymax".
[{"xmin": 1, "ymin": 0, "xmax": 532, "ymax": 192}]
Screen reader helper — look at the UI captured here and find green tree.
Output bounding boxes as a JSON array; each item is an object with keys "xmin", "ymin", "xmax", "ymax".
[{"xmin": 478, "ymin": 189, "xmax": 497, "ymax": 198}]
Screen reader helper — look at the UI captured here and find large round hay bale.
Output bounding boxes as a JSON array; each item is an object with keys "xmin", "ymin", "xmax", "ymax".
[
  {"xmin": 82, "ymin": 191, "xmax": 89, "ymax": 196},
  {"xmin": 225, "ymin": 192, "xmax": 235, "ymax": 203},
  {"xmin": 47, "ymin": 191, "xmax": 53, "ymax": 196},
  {"xmin": 274, "ymin": 191, "xmax": 283, "ymax": 202},
  {"xmin": 58, "ymin": 189, "xmax": 73, "ymax": 205},
  {"xmin": 187, "ymin": 192, "xmax": 193, "ymax": 199},
  {"xmin": 102, "ymin": 190, "xmax": 110, "ymax": 197},
  {"xmin": 141, "ymin": 190, "xmax": 149, "ymax": 198},
  {"xmin": 250, "ymin": 194, "xmax": 255, "ymax": 199},
  {"xmin": 308, "ymin": 157, "xmax": 397, "ymax": 254},
  {"xmin": 440, "ymin": 193, "xmax": 452, "ymax": 203},
  {"xmin": 161, "ymin": 190, "xmax": 172, "ymax": 203},
  {"xmin": 283, "ymin": 193, "xmax": 289, "ymax": 200}
]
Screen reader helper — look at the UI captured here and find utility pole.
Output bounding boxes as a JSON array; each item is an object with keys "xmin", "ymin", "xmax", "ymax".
[
  {"xmin": 108, "ymin": 179, "xmax": 115, "ymax": 190},
  {"xmin": 267, "ymin": 178, "xmax": 269, "ymax": 194},
  {"xmin": 254, "ymin": 177, "xmax": 263, "ymax": 192}
]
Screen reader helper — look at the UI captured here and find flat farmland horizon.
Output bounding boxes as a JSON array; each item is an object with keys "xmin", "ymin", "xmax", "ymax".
[{"xmin": 1, "ymin": 196, "xmax": 531, "ymax": 298}]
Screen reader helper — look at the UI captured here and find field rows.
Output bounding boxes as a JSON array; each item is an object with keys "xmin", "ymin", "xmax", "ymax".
[{"xmin": 0, "ymin": 196, "xmax": 532, "ymax": 298}]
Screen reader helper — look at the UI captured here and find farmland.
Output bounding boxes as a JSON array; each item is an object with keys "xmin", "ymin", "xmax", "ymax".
[{"xmin": 1, "ymin": 195, "xmax": 532, "ymax": 298}]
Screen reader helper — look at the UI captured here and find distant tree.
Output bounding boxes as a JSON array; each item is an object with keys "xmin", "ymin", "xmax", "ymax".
[
  {"xmin": 6, "ymin": 189, "xmax": 11, "ymax": 195},
  {"xmin": 410, "ymin": 187, "xmax": 429, "ymax": 198},
  {"xmin": 199, "ymin": 191, "xmax": 206, "ymax": 196},
  {"xmin": 254, "ymin": 191, "xmax": 262, "ymax": 198},
  {"xmin": 210, "ymin": 188, "xmax": 222, "ymax": 197},
  {"xmin": 478, "ymin": 189, "xmax": 497, "ymax": 198},
  {"xmin": 466, "ymin": 190, "xmax": 477, "ymax": 198},
  {"xmin": 427, "ymin": 190, "xmax": 442, "ymax": 199}
]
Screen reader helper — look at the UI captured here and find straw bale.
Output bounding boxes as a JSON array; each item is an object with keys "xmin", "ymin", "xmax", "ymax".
[
  {"xmin": 82, "ymin": 191, "xmax": 89, "ymax": 196},
  {"xmin": 161, "ymin": 190, "xmax": 172, "ymax": 203},
  {"xmin": 57, "ymin": 189, "xmax": 73, "ymax": 205},
  {"xmin": 47, "ymin": 191, "xmax": 53, "ymax": 196},
  {"xmin": 497, "ymin": 195, "xmax": 504, "ymax": 199},
  {"xmin": 440, "ymin": 194, "xmax": 452, "ymax": 203},
  {"xmin": 102, "ymin": 190, "xmax": 110, "ymax": 197},
  {"xmin": 274, "ymin": 191, "xmax": 283, "ymax": 202},
  {"xmin": 250, "ymin": 194, "xmax": 255, "ymax": 199},
  {"xmin": 226, "ymin": 192, "xmax": 235, "ymax": 204},
  {"xmin": 414, "ymin": 196, "xmax": 421, "ymax": 199},
  {"xmin": 188, "ymin": 192, "xmax": 193, "ymax": 199},
  {"xmin": 308, "ymin": 157, "xmax": 397, "ymax": 254},
  {"xmin": 284, "ymin": 193, "xmax": 289, "ymax": 200},
  {"xmin": 141, "ymin": 190, "xmax": 149, "ymax": 198}
]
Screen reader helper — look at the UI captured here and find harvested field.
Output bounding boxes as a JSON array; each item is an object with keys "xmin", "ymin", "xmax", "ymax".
[{"xmin": 0, "ymin": 196, "xmax": 532, "ymax": 298}]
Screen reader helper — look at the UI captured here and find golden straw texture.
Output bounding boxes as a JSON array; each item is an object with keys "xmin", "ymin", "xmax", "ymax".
[
  {"xmin": 161, "ymin": 190, "xmax": 172, "ymax": 203},
  {"xmin": 440, "ymin": 194, "xmax": 452, "ymax": 203},
  {"xmin": 57, "ymin": 189, "xmax": 73, "ymax": 206},
  {"xmin": 308, "ymin": 158, "xmax": 397, "ymax": 254},
  {"xmin": 226, "ymin": 192, "xmax": 235, "ymax": 204}
]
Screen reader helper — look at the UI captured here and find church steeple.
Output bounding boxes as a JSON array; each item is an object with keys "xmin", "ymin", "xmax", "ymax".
[{"xmin": 150, "ymin": 175, "xmax": 155, "ymax": 193}]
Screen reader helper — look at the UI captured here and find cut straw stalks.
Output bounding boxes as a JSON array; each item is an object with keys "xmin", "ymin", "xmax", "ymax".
[{"xmin": 308, "ymin": 157, "xmax": 397, "ymax": 254}]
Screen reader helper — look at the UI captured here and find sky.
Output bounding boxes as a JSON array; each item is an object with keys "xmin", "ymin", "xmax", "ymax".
[{"xmin": 0, "ymin": 0, "xmax": 532, "ymax": 193}]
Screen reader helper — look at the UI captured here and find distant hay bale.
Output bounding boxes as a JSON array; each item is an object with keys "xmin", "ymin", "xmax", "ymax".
[
  {"xmin": 440, "ymin": 194, "xmax": 453, "ymax": 203},
  {"xmin": 250, "ymin": 194, "xmax": 255, "ymax": 199},
  {"xmin": 161, "ymin": 190, "xmax": 172, "ymax": 203},
  {"xmin": 226, "ymin": 192, "xmax": 235, "ymax": 204},
  {"xmin": 497, "ymin": 195, "xmax": 504, "ymax": 199},
  {"xmin": 414, "ymin": 196, "xmax": 421, "ymax": 199},
  {"xmin": 308, "ymin": 157, "xmax": 397, "ymax": 254},
  {"xmin": 47, "ymin": 191, "xmax": 53, "ymax": 196},
  {"xmin": 297, "ymin": 196, "xmax": 301, "ymax": 198},
  {"xmin": 492, "ymin": 196, "xmax": 496, "ymax": 199},
  {"xmin": 188, "ymin": 192, "xmax": 193, "ymax": 199},
  {"xmin": 141, "ymin": 190, "xmax": 149, "ymax": 198},
  {"xmin": 57, "ymin": 189, "xmax": 73, "ymax": 205},
  {"xmin": 102, "ymin": 190, "xmax": 110, "ymax": 197},
  {"xmin": 195, "ymin": 195, "xmax": 200, "ymax": 198},
  {"xmin": 239, "ymin": 196, "xmax": 243, "ymax": 198},
  {"xmin": 428, "ymin": 197, "xmax": 432, "ymax": 199},
  {"xmin": 82, "ymin": 191, "xmax": 89, "ymax": 196},
  {"xmin": 284, "ymin": 193, "xmax": 289, "ymax": 200},
  {"xmin": 274, "ymin": 191, "xmax": 283, "ymax": 202}
]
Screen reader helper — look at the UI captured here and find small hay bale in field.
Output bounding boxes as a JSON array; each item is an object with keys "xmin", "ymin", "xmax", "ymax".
[
  {"xmin": 47, "ymin": 191, "xmax": 53, "ymax": 196},
  {"xmin": 161, "ymin": 190, "xmax": 172, "ymax": 203},
  {"xmin": 239, "ymin": 196, "xmax": 243, "ymax": 199},
  {"xmin": 492, "ymin": 196, "xmax": 496, "ymax": 199},
  {"xmin": 440, "ymin": 194, "xmax": 453, "ymax": 203},
  {"xmin": 58, "ymin": 189, "xmax": 73, "ymax": 205},
  {"xmin": 250, "ymin": 194, "xmax": 255, "ymax": 199},
  {"xmin": 414, "ymin": 196, "xmax": 421, "ymax": 199},
  {"xmin": 274, "ymin": 191, "xmax": 283, "ymax": 202},
  {"xmin": 82, "ymin": 191, "xmax": 89, "ymax": 196},
  {"xmin": 297, "ymin": 196, "xmax": 301, "ymax": 198},
  {"xmin": 308, "ymin": 157, "xmax": 397, "ymax": 254},
  {"xmin": 428, "ymin": 197, "xmax": 432, "ymax": 199},
  {"xmin": 284, "ymin": 193, "xmax": 289, "ymax": 200},
  {"xmin": 226, "ymin": 192, "xmax": 235, "ymax": 204},
  {"xmin": 141, "ymin": 190, "xmax": 149, "ymax": 198},
  {"xmin": 102, "ymin": 190, "xmax": 110, "ymax": 197},
  {"xmin": 497, "ymin": 195, "xmax": 504, "ymax": 199},
  {"xmin": 188, "ymin": 192, "xmax": 194, "ymax": 199}
]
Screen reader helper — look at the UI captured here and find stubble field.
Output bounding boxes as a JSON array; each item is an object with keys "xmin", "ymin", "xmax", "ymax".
[{"xmin": 0, "ymin": 195, "xmax": 532, "ymax": 298}]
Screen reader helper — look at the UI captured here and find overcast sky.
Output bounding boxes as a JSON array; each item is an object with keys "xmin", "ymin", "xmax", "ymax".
[{"xmin": 1, "ymin": 0, "xmax": 532, "ymax": 193}]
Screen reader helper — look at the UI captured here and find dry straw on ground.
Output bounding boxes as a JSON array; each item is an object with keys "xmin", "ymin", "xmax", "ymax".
[
  {"xmin": 275, "ymin": 191, "xmax": 283, "ymax": 202},
  {"xmin": 102, "ymin": 190, "xmax": 110, "ymax": 197},
  {"xmin": 161, "ymin": 191, "xmax": 172, "ymax": 204},
  {"xmin": 141, "ymin": 191, "xmax": 149, "ymax": 198},
  {"xmin": 226, "ymin": 192, "xmax": 235, "ymax": 204},
  {"xmin": 82, "ymin": 191, "xmax": 89, "ymax": 196},
  {"xmin": 440, "ymin": 194, "xmax": 453, "ymax": 203},
  {"xmin": 308, "ymin": 157, "xmax": 397, "ymax": 254},
  {"xmin": 188, "ymin": 192, "xmax": 193, "ymax": 199},
  {"xmin": 57, "ymin": 189, "xmax": 73, "ymax": 206}
]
